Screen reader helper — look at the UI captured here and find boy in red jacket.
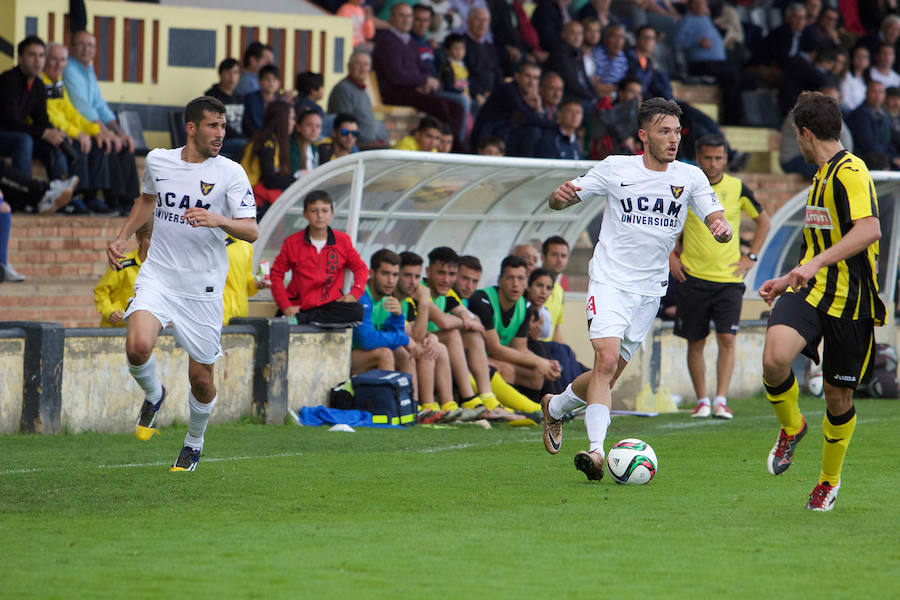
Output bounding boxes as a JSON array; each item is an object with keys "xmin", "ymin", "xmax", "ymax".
[{"xmin": 270, "ymin": 190, "xmax": 368, "ymax": 325}]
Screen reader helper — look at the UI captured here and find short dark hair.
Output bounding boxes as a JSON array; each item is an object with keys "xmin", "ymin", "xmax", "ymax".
[
  {"xmin": 259, "ymin": 64, "xmax": 280, "ymax": 80},
  {"xmin": 413, "ymin": 3, "xmax": 434, "ymax": 14},
  {"xmin": 242, "ymin": 41, "xmax": 273, "ymax": 67},
  {"xmin": 417, "ymin": 115, "xmax": 443, "ymax": 133},
  {"xmin": 444, "ymin": 33, "xmax": 466, "ymax": 49},
  {"xmin": 635, "ymin": 25, "xmax": 657, "ymax": 39},
  {"xmin": 428, "ymin": 246, "xmax": 460, "ymax": 266},
  {"xmin": 218, "ymin": 57, "xmax": 240, "ymax": 74},
  {"xmin": 477, "ymin": 135, "xmax": 505, "ymax": 154},
  {"xmin": 400, "ymin": 251, "xmax": 424, "ymax": 267},
  {"xmin": 792, "ymin": 91, "xmax": 842, "ymax": 141},
  {"xmin": 371, "ymin": 248, "xmax": 401, "ymax": 271},
  {"xmin": 695, "ymin": 133, "xmax": 727, "ymax": 154},
  {"xmin": 333, "ymin": 113, "xmax": 358, "ymax": 132},
  {"xmin": 500, "ymin": 255, "xmax": 528, "ymax": 276},
  {"xmin": 637, "ymin": 97, "xmax": 682, "ymax": 129},
  {"xmin": 458, "ymin": 255, "xmax": 482, "ymax": 272},
  {"xmin": 303, "ymin": 189, "xmax": 333, "ymax": 210},
  {"xmin": 541, "ymin": 235, "xmax": 569, "ymax": 255},
  {"xmin": 18, "ymin": 35, "xmax": 45, "ymax": 57},
  {"xmin": 528, "ymin": 267, "xmax": 555, "ymax": 287},
  {"xmin": 887, "ymin": 86, "xmax": 900, "ymax": 98},
  {"xmin": 618, "ymin": 76, "xmax": 642, "ymax": 92},
  {"xmin": 296, "ymin": 71, "xmax": 324, "ymax": 96},
  {"xmin": 184, "ymin": 96, "xmax": 226, "ymax": 125},
  {"xmin": 559, "ymin": 97, "xmax": 583, "ymax": 111},
  {"xmin": 516, "ymin": 60, "xmax": 541, "ymax": 75}
]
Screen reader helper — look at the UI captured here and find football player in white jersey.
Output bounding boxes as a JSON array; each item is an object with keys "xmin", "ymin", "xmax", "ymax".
[
  {"xmin": 106, "ymin": 96, "xmax": 258, "ymax": 472},
  {"xmin": 540, "ymin": 98, "xmax": 733, "ymax": 481}
]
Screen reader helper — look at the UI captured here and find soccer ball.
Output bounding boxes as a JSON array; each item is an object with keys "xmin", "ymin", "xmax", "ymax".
[
  {"xmin": 807, "ymin": 373, "xmax": 824, "ymax": 397},
  {"xmin": 606, "ymin": 439, "xmax": 658, "ymax": 485}
]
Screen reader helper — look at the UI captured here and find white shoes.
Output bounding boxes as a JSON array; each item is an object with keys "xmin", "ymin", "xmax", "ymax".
[
  {"xmin": 0, "ymin": 262, "xmax": 25, "ymax": 282},
  {"xmin": 37, "ymin": 176, "xmax": 79, "ymax": 214}
]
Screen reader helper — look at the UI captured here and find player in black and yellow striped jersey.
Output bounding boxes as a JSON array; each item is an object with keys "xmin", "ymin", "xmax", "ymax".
[
  {"xmin": 671, "ymin": 134, "xmax": 771, "ymax": 420},
  {"xmin": 759, "ymin": 91, "xmax": 885, "ymax": 511}
]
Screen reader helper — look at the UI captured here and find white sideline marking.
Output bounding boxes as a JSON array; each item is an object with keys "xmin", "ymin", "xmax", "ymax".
[{"xmin": 0, "ymin": 438, "xmax": 535, "ymax": 476}]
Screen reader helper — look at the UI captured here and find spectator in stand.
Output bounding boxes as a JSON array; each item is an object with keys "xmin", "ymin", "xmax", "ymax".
[
  {"xmin": 94, "ymin": 218, "xmax": 152, "ymax": 326},
  {"xmin": 539, "ymin": 71, "xmax": 565, "ymax": 121},
  {"xmin": 393, "ymin": 115, "xmax": 444, "ymax": 151},
  {"xmin": 270, "ymin": 190, "xmax": 368, "ymax": 325},
  {"xmin": 674, "ymin": 0, "xmax": 745, "ymax": 125},
  {"xmin": 0, "ymin": 36, "xmax": 67, "ymax": 181},
  {"xmin": 781, "ymin": 85, "xmax": 854, "ymax": 178},
  {"xmin": 317, "ymin": 113, "xmax": 360, "ymax": 163},
  {"xmin": 295, "ymin": 72, "xmax": 326, "ymax": 117},
  {"xmin": 351, "ymin": 249, "xmax": 421, "ymax": 377},
  {"xmin": 592, "ymin": 23, "xmax": 629, "ymax": 101},
  {"xmin": 472, "ymin": 61, "xmax": 555, "ymax": 157},
  {"xmin": 485, "ymin": 0, "xmax": 534, "ymax": 75},
  {"xmin": 540, "ymin": 235, "xmax": 570, "ymax": 342},
  {"xmin": 243, "ymin": 65, "xmax": 287, "ymax": 137},
  {"xmin": 223, "ymin": 234, "xmax": 269, "ymax": 325},
  {"xmin": 337, "ymin": 0, "xmax": 376, "ymax": 50},
  {"xmin": 328, "ymin": 51, "xmax": 384, "ymax": 147},
  {"xmin": 438, "ymin": 33, "xmax": 473, "ymax": 145},
  {"xmin": 581, "ymin": 18, "xmax": 601, "ymax": 84},
  {"xmin": 411, "ymin": 4, "xmax": 439, "ymax": 78},
  {"xmin": 756, "ymin": 3, "xmax": 808, "ymax": 71},
  {"xmin": 0, "ymin": 161, "xmax": 77, "ymax": 215},
  {"xmin": 63, "ymin": 30, "xmax": 140, "ymax": 214},
  {"xmin": 235, "ymin": 41, "xmax": 274, "ymax": 96},
  {"xmin": 204, "ymin": 58, "xmax": 247, "ymax": 160},
  {"xmin": 476, "ymin": 135, "xmax": 505, "ymax": 155},
  {"xmin": 627, "ymin": 25, "xmax": 673, "ymax": 100},
  {"xmin": 511, "ymin": 243, "xmax": 539, "ymax": 276},
  {"xmin": 779, "ymin": 44, "xmax": 839, "ymax": 116},
  {"xmin": 240, "ymin": 102, "xmax": 296, "ymax": 219},
  {"xmin": 801, "ymin": 5, "xmax": 842, "ymax": 52},
  {"xmin": 0, "ymin": 190, "xmax": 24, "ymax": 282},
  {"xmin": 579, "ymin": 0, "xmax": 619, "ymax": 27},
  {"xmin": 290, "ymin": 109, "xmax": 322, "ymax": 174},
  {"xmin": 855, "ymin": 14, "xmax": 900, "ymax": 68},
  {"xmin": 868, "ymin": 43, "xmax": 900, "ymax": 90},
  {"xmin": 841, "ymin": 45, "xmax": 870, "ymax": 112},
  {"xmin": 886, "ymin": 86, "xmax": 900, "ymax": 152},
  {"xmin": 546, "ymin": 21, "xmax": 597, "ymax": 115},
  {"xmin": 373, "ymin": 3, "xmax": 465, "ymax": 151},
  {"xmin": 533, "ymin": 0, "xmax": 571, "ymax": 53},
  {"xmin": 537, "ymin": 98, "xmax": 584, "ymax": 159},
  {"xmin": 42, "ymin": 42, "xmax": 113, "ymax": 215},
  {"xmin": 438, "ymin": 121, "xmax": 455, "ymax": 152},
  {"xmin": 848, "ymin": 80, "xmax": 900, "ymax": 169},
  {"xmin": 465, "ymin": 8, "xmax": 503, "ymax": 108},
  {"xmin": 592, "ymin": 76, "xmax": 642, "ymax": 158}
]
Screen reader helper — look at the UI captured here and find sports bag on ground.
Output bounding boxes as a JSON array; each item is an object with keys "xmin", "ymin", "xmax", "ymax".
[{"xmin": 350, "ymin": 369, "xmax": 416, "ymax": 425}]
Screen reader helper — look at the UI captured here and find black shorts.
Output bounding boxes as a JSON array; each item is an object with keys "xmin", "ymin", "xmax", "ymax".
[
  {"xmin": 673, "ymin": 274, "xmax": 745, "ymax": 341},
  {"xmin": 768, "ymin": 292, "xmax": 875, "ymax": 389}
]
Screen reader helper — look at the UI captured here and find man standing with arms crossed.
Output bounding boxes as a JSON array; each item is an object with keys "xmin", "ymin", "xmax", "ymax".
[
  {"xmin": 759, "ymin": 91, "xmax": 884, "ymax": 511},
  {"xmin": 670, "ymin": 134, "xmax": 771, "ymax": 420},
  {"xmin": 106, "ymin": 96, "xmax": 258, "ymax": 472},
  {"xmin": 542, "ymin": 98, "xmax": 732, "ymax": 481}
]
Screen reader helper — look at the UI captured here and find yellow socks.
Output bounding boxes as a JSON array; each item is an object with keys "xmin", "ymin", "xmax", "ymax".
[
  {"xmin": 489, "ymin": 371, "xmax": 541, "ymax": 413},
  {"xmin": 820, "ymin": 406, "xmax": 856, "ymax": 485},
  {"xmin": 764, "ymin": 371, "xmax": 804, "ymax": 436}
]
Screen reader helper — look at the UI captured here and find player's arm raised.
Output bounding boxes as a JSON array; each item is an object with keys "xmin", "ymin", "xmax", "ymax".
[
  {"xmin": 184, "ymin": 208, "xmax": 259, "ymax": 243},
  {"xmin": 704, "ymin": 210, "xmax": 732, "ymax": 243},
  {"xmin": 107, "ymin": 192, "xmax": 156, "ymax": 269},
  {"xmin": 549, "ymin": 181, "xmax": 583, "ymax": 210}
]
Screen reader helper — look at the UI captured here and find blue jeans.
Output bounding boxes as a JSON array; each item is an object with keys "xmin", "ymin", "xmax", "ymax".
[
  {"xmin": 0, "ymin": 129, "xmax": 34, "ymax": 175},
  {"xmin": 434, "ymin": 90, "xmax": 471, "ymax": 144}
]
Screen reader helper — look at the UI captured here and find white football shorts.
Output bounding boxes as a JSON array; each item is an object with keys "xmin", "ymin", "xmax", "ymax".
[
  {"xmin": 585, "ymin": 280, "xmax": 660, "ymax": 362},
  {"xmin": 124, "ymin": 283, "xmax": 224, "ymax": 365}
]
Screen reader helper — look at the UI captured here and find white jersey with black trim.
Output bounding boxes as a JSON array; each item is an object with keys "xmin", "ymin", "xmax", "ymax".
[
  {"xmin": 137, "ymin": 147, "xmax": 257, "ymax": 300},
  {"xmin": 572, "ymin": 155, "xmax": 722, "ymax": 297}
]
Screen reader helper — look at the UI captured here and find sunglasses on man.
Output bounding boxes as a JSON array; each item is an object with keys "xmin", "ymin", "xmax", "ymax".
[{"xmin": 339, "ymin": 128, "xmax": 360, "ymax": 138}]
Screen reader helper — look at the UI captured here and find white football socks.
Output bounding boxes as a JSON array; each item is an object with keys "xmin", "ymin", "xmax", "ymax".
[
  {"xmin": 713, "ymin": 396, "xmax": 727, "ymax": 407},
  {"xmin": 547, "ymin": 383, "xmax": 586, "ymax": 420},
  {"xmin": 696, "ymin": 396, "xmax": 711, "ymax": 407},
  {"xmin": 184, "ymin": 392, "xmax": 216, "ymax": 451},
  {"xmin": 585, "ymin": 403, "xmax": 611, "ymax": 456},
  {"xmin": 128, "ymin": 355, "xmax": 163, "ymax": 405}
]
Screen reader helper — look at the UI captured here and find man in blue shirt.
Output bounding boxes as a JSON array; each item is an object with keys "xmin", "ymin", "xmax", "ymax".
[
  {"xmin": 235, "ymin": 41, "xmax": 274, "ymax": 97},
  {"xmin": 537, "ymin": 99, "xmax": 583, "ymax": 159},
  {"xmin": 63, "ymin": 30, "xmax": 139, "ymax": 214}
]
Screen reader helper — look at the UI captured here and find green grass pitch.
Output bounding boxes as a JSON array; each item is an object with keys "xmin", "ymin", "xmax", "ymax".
[{"xmin": 1, "ymin": 394, "xmax": 898, "ymax": 599}]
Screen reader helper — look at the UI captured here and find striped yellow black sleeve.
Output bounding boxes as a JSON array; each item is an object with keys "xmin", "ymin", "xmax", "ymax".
[
  {"xmin": 740, "ymin": 183, "xmax": 761, "ymax": 219},
  {"xmin": 833, "ymin": 164, "xmax": 877, "ymax": 225}
]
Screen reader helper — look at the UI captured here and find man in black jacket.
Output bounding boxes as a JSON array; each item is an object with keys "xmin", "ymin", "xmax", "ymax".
[{"xmin": 0, "ymin": 36, "xmax": 67, "ymax": 179}]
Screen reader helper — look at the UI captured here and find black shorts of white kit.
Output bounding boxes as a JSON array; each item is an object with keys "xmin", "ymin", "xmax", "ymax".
[
  {"xmin": 673, "ymin": 274, "xmax": 745, "ymax": 341},
  {"xmin": 768, "ymin": 292, "xmax": 875, "ymax": 389}
]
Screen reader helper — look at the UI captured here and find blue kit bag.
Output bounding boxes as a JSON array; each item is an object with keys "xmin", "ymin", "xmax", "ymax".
[{"xmin": 351, "ymin": 369, "xmax": 416, "ymax": 426}]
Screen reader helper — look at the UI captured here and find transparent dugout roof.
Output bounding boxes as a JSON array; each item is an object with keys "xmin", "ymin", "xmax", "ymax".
[{"xmin": 254, "ymin": 150, "xmax": 599, "ymax": 281}]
